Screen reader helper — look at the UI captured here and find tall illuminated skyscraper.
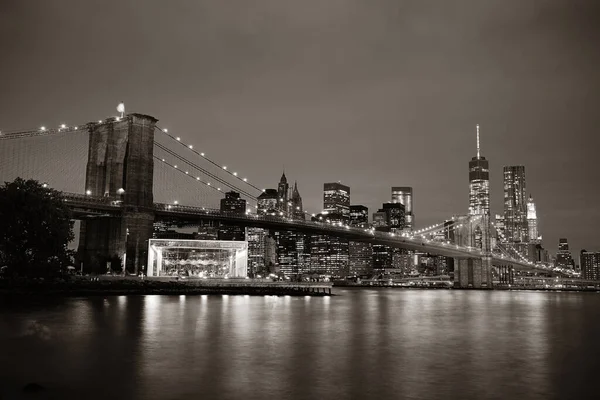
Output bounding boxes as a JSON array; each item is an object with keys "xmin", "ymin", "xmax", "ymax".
[
  {"xmin": 468, "ymin": 125, "xmax": 490, "ymax": 216},
  {"xmin": 503, "ymin": 166, "xmax": 527, "ymax": 242},
  {"xmin": 391, "ymin": 187, "xmax": 413, "ymax": 230},
  {"xmin": 526, "ymin": 194, "xmax": 539, "ymax": 242}
]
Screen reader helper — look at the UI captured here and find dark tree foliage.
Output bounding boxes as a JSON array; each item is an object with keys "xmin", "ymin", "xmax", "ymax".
[{"xmin": 0, "ymin": 178, "xmax": 74, "ymax": 277}]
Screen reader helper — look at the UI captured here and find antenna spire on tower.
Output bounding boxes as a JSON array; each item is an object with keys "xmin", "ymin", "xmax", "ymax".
[{"xmin": 476, "ymin": 124, "xmax": 480, "ymax": 159}]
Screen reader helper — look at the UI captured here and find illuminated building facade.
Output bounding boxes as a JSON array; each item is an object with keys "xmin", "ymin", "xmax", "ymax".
[
  {"xmin": 580, "ymin": 251, "xmax": 599, "ymax": 280},
  {"xmin": 350, "ymin": 205, "xmax": 369, "ymax": 227},
  {"xmin": 382, "ymin": 202, "xmax": 406, "ymax": 233},
  {"xmin": 277, "ymin": 172, "xmax": 289, "ymax": 216},
  {"xmin": 391, "ymin": 187, "xmax": 413, "ymax": 231},
  {"xmin": 246, "ymin": 227, "xmax": 266, "ymax": 277},
  {"xmin": 275, "ymin": 180, "xmax": 309, "ymax": 277},
  {"xmin": 349, "ymin": 205, "xmax": 372, "ymax": 275},
  {"xmin": 323, "ymin": 182, "xmax": 350, "ymax": 221},
  {"xmin": 555, "ymin": 238, "xmax": 574, "ymax": 269},
  {"xmin": 218, "ymin": 191, "xmax": 246, "ymax": 241},
  {"xmin": 257, "ymin": 189, "xmax": 278, "ymax": 215},
  {"xmin": 468, "ymin": 125, "xmax": 490, "ymax": 217},
  {"xmin": 291, "ymin": 182, "xmax": 305, "ymax": 220},
  {"xmin": 503, "ymin": 166, "xmax": 527, "ymax": 242},
  {"xmin": 147, "ymin": 239, "xmax": 248, "ymax": 278},
  {"xmin": 527, "ymin": 195, "xmax": 539, "ymax": 242}
]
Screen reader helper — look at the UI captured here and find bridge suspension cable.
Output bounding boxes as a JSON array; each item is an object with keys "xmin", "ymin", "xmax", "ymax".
[
  {"xmin": 153, "ymin": 155, "xmax": 260, "ymax": 209},
  {"xmin": 154, "ymin": 125, "xmax": 324, "ymax": 219},
  {"xmin": 155, "ymin": 126, "xmax": 263, "ymax": 193},
  {"xmin": 153, "ymin": 142, "xmax": 259, "ymax": 201}
]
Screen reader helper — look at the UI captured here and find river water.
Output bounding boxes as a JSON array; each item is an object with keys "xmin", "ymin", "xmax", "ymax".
[{"xmin": 1, "ymin": 289, "xmax": 599, "ymax": 400}]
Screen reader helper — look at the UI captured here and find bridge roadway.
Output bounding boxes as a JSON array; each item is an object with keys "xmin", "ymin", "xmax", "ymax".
[{"xmin": 61, "ymin": 192, "xmax": 550, "ymax": 272}]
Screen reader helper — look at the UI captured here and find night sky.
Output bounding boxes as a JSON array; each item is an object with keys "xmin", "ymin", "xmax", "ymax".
[{"xmin": 1, "ymin": 0, "xmax": 599, "ymax": 256}]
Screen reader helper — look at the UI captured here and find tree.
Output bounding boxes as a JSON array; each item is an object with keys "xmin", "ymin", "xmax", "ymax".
[{"xmin": 0, "ymin": 178, "xmax": 74, "ymax": 277}]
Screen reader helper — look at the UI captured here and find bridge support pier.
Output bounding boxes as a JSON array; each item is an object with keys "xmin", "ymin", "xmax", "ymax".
[
  {"xmin": 77, "ymin": 113, "xmax": 157, "ymax": 275},
  {"xmin": 454, "ymin": 256, "xmax": 492, "ymax": 289}
]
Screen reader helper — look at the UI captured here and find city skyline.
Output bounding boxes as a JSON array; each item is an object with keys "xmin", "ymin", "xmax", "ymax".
[{"xmin": 0, "ymin": 0, "xmax": 598, "ymax": 256}]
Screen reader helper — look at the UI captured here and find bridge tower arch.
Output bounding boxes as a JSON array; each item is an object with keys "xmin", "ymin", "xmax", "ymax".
[
  {"xmin": 453, "ymin": 214, "xmax": 493, "ymax": 288},
  {"xmin": 78, "ymin": 114, "xmax": 157, "ymax": 274}
]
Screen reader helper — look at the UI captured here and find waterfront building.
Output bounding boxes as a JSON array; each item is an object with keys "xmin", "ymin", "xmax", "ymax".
[
  {"xmin": 246, "ymin": 227, "xmax": 266, "ymax": 277},
  {"xmin": 468, "ymin": 125, "xmax": 490, "ymax": 217},
  {"xmin": 555, "ymin": 238, "xmax": 575, "ymax": 269},
  {"xmin": 391, "ymin": 187, "xmax": 413, "ymax": 231},
  {"xmin": 503, "ymin": 166, "xmax": 528, "ymax": 243},
  {"xmin": 349, "ymin": 205, "xmax": 372, "ymax": 275},
  {"xmin": 309, "ymin": 231, "xmax": 348, "ymax": 276},
  {"xmin": 323, "ymin": 182, "xmax": 350, "ymax": 221},
  {"xmin": 580, "ymin": 251, "xmax": 600, "ymax": 280}
]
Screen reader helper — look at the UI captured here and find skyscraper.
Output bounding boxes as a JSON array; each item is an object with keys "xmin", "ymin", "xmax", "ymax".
[
  {"xmin": 555, "ymin": 238, "xmax": 574, "ymax": 269},
  {"xmin": 277, "ymin": 172, "xmax": 289, "ymax": 216},
  {"xmin": 323, "ymin": 182, "xmax": 350, "ymax": 221},
  {"xmin": 349, "ymin": 205, "xmax": 372, "ymax": 276},
  {"xmin": 527, "ymin": 194, "xmax": 539, "ymax": 242},
  {"xmin": 391, "ymin": 187, "xmax": 413, "ymax": 231},
  {"xmin": 218, "ymin": 191, "xmax": 246, "ymax": 241},
  {"xmin": 580, "ymin": 251, "xmax": 599, "ymax": 280},
  {"xmin": 278, "ymin": 182, "xmax": 309, "ymax": 277},
  {"xmin": 257, "ymin": 189, "xmax": 278, "ymax": 215},
  {"xmin": 381, "ymin": 202, "xmax": 406, "ymax": 233},
  {"xmin": 349, "ymin": 205, "xmax": 369, "ymax": 227},
  {"xmin": 291, "ymin": 182, "xmax": 305, "ymax": 220},
  {"xmin": 468, "ymin": 125, "xmax": 490, "ymax": 216},
  {"xmin": 503, "ymin": 166, "xmax": 527, "ymax": 242}
]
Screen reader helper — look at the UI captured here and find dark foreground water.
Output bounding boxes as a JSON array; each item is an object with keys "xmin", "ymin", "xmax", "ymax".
[{"xmin": 1, "ymin": 289, "xmax": 599, "ymax": 400}]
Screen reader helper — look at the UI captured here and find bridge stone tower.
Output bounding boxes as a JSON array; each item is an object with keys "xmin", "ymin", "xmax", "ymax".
[
  {"xmin": 453, "ymin": 215, "xmax": 493, "ymax": 288},
  {"xmin": 78, "ymin": 114, "xmax": 157, "ymax": 274}
]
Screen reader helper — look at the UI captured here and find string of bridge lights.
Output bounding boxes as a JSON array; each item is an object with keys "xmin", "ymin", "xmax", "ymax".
[
  {"xmin": 155, "ymin": 125, "xmax": 263, "ymax": 193},
  {"xmin": 155, "ymin": 124, "xmax": 324, "ymax": 219}
]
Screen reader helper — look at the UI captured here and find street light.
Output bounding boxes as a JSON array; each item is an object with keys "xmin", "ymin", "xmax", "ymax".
[{"xmin": 85, "ymin": 190, "xmax": 92, "ymax": 195}]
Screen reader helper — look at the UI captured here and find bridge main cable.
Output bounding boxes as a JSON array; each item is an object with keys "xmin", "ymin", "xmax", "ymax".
[
  {"xmin": 153, "ymin": 142, "xmax": 259, "ymax": 201},
  {"xmin": 155, "ymin": 126, "xmax": 263, "ymax": 193}
]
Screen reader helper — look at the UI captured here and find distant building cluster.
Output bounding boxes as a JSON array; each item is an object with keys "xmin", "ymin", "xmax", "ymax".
[{"xmin": 154, "ymin": 124, "xmax": 580, "ymax": 281}]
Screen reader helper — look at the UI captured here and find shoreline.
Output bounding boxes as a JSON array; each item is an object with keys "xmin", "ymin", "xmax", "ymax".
[{"xmin": 0, "ymin": 278, "xmax": 333, "ymax": 297}]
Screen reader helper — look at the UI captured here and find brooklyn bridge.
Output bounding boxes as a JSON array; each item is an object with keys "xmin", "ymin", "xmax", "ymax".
[{"xmin": 0, "ymin": 112, "xmax": 569, "ymax": 288}]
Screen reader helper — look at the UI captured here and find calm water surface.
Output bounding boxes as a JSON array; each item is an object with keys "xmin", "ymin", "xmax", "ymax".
[{"xmin": 1, "ymin": 289, "xmax": 599, "ymax": 400}]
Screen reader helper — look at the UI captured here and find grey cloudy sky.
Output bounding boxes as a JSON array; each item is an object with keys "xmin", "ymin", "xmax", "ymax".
[{"xmin": 0, "ymin": 0, "xmax": 599, "ymax": 255}]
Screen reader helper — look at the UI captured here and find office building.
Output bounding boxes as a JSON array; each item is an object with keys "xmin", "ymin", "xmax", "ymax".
[
  {"xmin": 323, "ymin": 182, "xmax": 350, "ymax": 221},
  {"xmin": 527, "ymin": 195, "xmax": 539, "ymax": 242},
  {"xmin": 349, "ymin": 205, "xmax": 369, "ymax": 227},
  {"xmin": 291, "ymin": 182, "xmax": 305, "ymax": 220},
  {"xmin": 257, "ymin": 189, "xmax": 278, "ymax": 215},
  {"xmin": 391, "ymin": 187, "xmax": 413, "ymax": 231},
  {"xmin": 349, "ymin": 205, "xmax": 372, "ymax": 275},
  {"xmin": 218, "ymin": 191, "xmax": 246, "ymax": 241},
  {"xmin": 277, "ymin": 172, "xmax": 289, "ymax": 216},
  {"xmin": 468, "ymin": 125, "xmax": 490, "ymax": 216},
  {"xmin": 382, "ymin": 202, "xmax": 406, "ymax": 233},
  {"xmin": 555, "ymin": 238, "xmax": 574, "ymax": 269},
  {"xmin": 580, "ymin": 251, "xmax": 600, "ymax": 280},
  {"xmin": 247, "ymin": 227, "xmax": 266, "ymax": 277},
  {"xmin": 503, "ymin": 166, "xmax": 527, "ymax": 242}
]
